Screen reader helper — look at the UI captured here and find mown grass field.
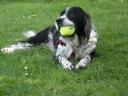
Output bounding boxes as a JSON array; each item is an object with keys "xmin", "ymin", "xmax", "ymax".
[{"xmin": 0, "ymin": 0, "xmax": 128, "ymax": 96}]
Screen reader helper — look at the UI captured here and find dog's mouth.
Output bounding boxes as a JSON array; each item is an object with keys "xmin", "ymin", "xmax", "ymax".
[{"xmin": 55, "ymin": 22, "xmax": 74, "ymax": 30}]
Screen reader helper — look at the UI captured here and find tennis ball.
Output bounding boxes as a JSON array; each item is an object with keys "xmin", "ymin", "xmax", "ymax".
[{"xmin": 60, "ymin": 26, "xmax": 75, "ymax": 36}]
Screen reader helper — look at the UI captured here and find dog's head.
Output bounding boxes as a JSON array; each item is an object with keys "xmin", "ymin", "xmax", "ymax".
[{"xmin": 55, "ymin": 7, "xmax": 91, "ymax": 43}]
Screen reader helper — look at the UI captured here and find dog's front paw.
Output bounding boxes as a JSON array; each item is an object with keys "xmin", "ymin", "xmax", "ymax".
[
  {"xmin": 1, "ymin": 47, "xmax": 14, "ymax": 53},
  {"xmin": 75, "ymin": 56, "xmax": 91, "ymax": 70},
  {"xmin": 75, "ymin": 59, "xmax": 87, "ymax": 70},
  {"xmin": 62, "ymin": 61, "xmax": 74, "ymax": 70},
  {"xmin": 60, "ymin": 58, "xmax": 74, "ymax": 70},
  {"xmin": 75, "ymin": 64, "xmax": 86, "ymax": 70}
]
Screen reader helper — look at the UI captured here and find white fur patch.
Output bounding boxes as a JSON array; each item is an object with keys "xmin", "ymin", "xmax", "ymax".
[
  {"xmin": 1, "ymin": 42, "xmax": 32, "ymax": 53},
  {"xmin": 23, "ymin": 31, "xmax": 36, "ymax": 38},
  {"xmin": 89, "ymin": 29, "xmax": 98, "ymax": 43},
  {"xmin": 55, "ymin": 22, "xmax": 59, "ymax": 30},
  {"xmin": 1, "ymin": 47, "xmax": 15, "ymax": 53},
  {"xmin": 55, "ymin": 36, "xmax": 73, "ymax": 58}
]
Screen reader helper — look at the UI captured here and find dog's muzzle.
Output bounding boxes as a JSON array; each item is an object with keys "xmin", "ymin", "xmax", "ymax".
[{"xmin": 56, "ymin": 18, "xmax": 64, "ymax": 25}]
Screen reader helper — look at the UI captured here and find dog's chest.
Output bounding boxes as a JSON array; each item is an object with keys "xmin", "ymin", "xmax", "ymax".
[{"xmin": 64, "ymin": 35, "xmax": 79, "ymax": 50}]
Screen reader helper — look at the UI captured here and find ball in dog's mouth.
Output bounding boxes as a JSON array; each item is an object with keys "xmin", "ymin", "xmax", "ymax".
[{"xmin": 60, "ymin": 25, "xmax": 75, "ymax": 36}]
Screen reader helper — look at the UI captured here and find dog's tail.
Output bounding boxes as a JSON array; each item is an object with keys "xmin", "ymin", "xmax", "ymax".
[{"xmin": 23, "ymin": 30, "xmax": 37, "ymax": 38}]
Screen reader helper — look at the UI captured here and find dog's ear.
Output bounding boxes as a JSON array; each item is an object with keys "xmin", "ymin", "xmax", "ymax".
[
  {"xmin": 76, "ymin": 12, "xmax": 91, "ymax": 45},
  {"xmin": 83, "ymin": 13, "xmax": 91, "ymax": 41}
]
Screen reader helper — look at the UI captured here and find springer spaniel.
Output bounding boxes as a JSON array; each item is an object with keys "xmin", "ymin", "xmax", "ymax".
[{"xmin": 1, "ymin": 7, "xmax": 98, "ymax": 70}]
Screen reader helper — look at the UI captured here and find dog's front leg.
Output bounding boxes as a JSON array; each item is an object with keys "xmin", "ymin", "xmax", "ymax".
[
  {"xmin": 55, "ymin": 43, "xmax": 74, "ymax": 70},
  {"xmin": 75, "ymin": 55, "xmax": 91, "ymax": 69},
  {"xmin": 57, "ymin": 56, "xmax": 74, "ymax": 70}
]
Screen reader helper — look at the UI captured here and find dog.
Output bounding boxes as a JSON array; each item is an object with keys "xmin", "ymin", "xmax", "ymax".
[{"xmin": 1, "ymin": 7, "xmax": 98, "ymax": 70}]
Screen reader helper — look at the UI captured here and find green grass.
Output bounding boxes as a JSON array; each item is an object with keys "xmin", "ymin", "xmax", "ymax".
[{"xmin": 0, "ymin": 0, "xmax": 128, "ymax": 96}]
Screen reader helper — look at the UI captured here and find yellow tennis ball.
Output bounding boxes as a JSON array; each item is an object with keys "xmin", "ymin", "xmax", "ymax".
[{"xmin": 60, "ymin": 26, "xmax": 75, "ymax": 36}]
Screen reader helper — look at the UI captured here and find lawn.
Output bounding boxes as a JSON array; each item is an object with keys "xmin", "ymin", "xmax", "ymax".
[{"xmin": 0, "ymin": 0, "xmax": 128, "ymax": 96}]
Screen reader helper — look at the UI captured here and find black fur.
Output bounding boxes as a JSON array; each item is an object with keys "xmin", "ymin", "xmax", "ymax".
[{"xmin": 22, "ymin": 26, "xmax": 56, "ymax": 45}]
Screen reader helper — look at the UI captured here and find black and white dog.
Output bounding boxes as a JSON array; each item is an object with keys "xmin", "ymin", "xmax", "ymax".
[{"xmin": 1, "ymin": 7, "xmax": 98, "ymax": 70}]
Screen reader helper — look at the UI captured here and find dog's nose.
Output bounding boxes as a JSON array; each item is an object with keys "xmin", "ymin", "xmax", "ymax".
[{"xmin": 56, "ymin": 18, "xmax": 64, "ymax": 25}]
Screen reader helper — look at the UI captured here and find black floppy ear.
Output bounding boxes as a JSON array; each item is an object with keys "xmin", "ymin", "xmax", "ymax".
[
  {"xmin": 83, "ymin": 13, "xmax": 91, "ymax": 41},
  {"xmin": 76, "ymin": 11, "xmax": 91, "ymax": 45}
]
